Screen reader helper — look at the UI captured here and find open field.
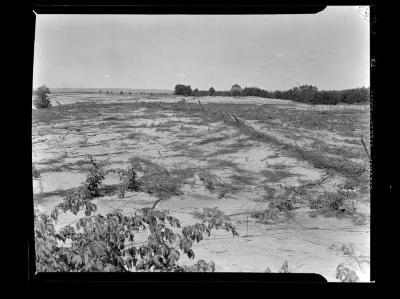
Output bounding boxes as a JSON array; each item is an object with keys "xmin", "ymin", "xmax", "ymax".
[{"xmin": 32, "ymin": 93, "xmax": 370, "ymax": 280}]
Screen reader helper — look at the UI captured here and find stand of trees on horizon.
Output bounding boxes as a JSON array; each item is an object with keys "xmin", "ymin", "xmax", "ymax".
[{"xmin": 174, "ymin": 83, "xmax": 370, "ymax": 105}]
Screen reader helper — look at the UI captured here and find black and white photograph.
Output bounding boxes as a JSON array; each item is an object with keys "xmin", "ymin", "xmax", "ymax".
[{"xmin": 32, "ymin": 6, "xmax": 372, "ymax": 282}]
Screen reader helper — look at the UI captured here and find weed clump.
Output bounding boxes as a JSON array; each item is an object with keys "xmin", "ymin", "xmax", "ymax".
[
  {"xmin": 32, "ymin": 165, "xmax": 41, "ymax": 178},
  {"xmin": 128, "ymin": 158, "xmax": 184, "ymax": 200},
  {"xmin": 309, "ymin": 190, "xmax": 357, "ymax": 219},
  {"xmin": 198, "ymin": 171, "xmax": 240, "ymax": 198},
  {"xmin": 336, "ymin": 263, "xmax": 359, "ymax": 282},
  {"xmin": 141, "ymin": 174, "xmax": 183, "ymax": 200}
]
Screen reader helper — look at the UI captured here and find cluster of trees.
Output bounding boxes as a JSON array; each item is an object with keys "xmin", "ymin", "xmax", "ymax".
[
  {"xmin": 174, "ymin": 83, "xmax": 370, "ymax": 104},
  {"xmin": 174, "ymin": 84, "xmax": 194, "ymax": 96},
  {"xmin": 241, "ymin": 85, "xmax": 370, "ymax": 105},
  {"xmin": 174, "ymin": 84, "xmax": 239, "ymax": 97}
]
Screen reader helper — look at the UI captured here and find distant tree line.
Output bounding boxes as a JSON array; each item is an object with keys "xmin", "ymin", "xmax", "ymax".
[
  {"xmin": 100, "ymin": 90, "xmax": 132, "ymax": 95},
  {"xmin": 174, "ymin": 83, "xmax": 369, "ymax": 104}
]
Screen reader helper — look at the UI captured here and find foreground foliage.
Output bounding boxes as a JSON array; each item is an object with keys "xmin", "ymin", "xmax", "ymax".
[{"xmin": 34, "ymin": 158, "xmax": 238, "ymax": 272}]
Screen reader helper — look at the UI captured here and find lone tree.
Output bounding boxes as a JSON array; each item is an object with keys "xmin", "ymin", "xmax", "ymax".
[
  {"xmin": 33, "ymin": 85, "xmax": 52, "ymax": 109},
  {"xmin": 209, "ymin": 87, "xmax": 216, "ymax": 96},
  {"xmin": 174, "ymin": 84, "xmax": 192, "ymax": 96},
  {"xmin": 231, "ymin": 84, "xmax": 243, "ymax": 98},
  {"xmin": 120, "ymin": 91, "xmax": 124, "ymax": 95},
  {"xmin": 99, "ymin": 90, "xmax": 102, "ymax": 93},
  {"xmin": 106, "ymin": 91, "xmax": 109, "ymax": 94}
]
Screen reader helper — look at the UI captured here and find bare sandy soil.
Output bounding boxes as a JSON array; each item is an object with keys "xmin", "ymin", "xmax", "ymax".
[{"xmin": 32, "ymin": 93, "xmax": 370, "ymax": 281}]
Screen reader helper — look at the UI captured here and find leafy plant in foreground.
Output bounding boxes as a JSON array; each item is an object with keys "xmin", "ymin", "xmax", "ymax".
[
  {"xmin": 35, "ymin": 163, "xmax": 238, "ymax": 272},
  {"xmin": 85, "ymin": 156, "xmax": 106, "ymax": 197},
  {"xmin": 56, "ymin": 156, "xmax": 104, "ymax": 216}
]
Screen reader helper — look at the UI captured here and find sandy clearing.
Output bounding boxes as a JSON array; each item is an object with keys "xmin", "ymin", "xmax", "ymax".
[{"xmin": 33, "ymin": 96, "xmax": 370, "ymax": 281}]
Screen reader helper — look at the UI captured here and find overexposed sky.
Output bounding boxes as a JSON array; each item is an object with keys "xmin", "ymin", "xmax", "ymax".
[{"xmin": 33, "ymin": 6, "xmax": 370, "ymax": 90}]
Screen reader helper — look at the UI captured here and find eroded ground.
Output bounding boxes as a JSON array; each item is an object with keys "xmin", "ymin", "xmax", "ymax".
[{"xmin": 32, "ymin": 93, "xmax": 371, "ymax": 281}]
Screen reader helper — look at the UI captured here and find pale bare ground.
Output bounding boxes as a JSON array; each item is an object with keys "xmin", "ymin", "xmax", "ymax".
[{"xmin": 32, "ymin": 93, "xmax": 370, "ymax": 281}]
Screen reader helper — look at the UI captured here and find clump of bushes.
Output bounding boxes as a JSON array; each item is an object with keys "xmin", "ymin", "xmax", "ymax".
[
  {"xmin": 33, "ymin": 85, "xmax": 52, "ymax": 109},
  {"xmin": 308, "ymin": 190, "xmax": 358, "ymax": 219},
  {"xmin": 141, "ymin": 173, "xmax": 183, "ymax": 200}
]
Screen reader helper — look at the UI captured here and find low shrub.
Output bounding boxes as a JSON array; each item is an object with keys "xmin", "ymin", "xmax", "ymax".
[
  {"xmin": 109, "ymin": 162, "xmax": 141, "ymax": 198},
  {"xmin": 33, "ymin": 85, "xmax": 52, "ymax": 109}
]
